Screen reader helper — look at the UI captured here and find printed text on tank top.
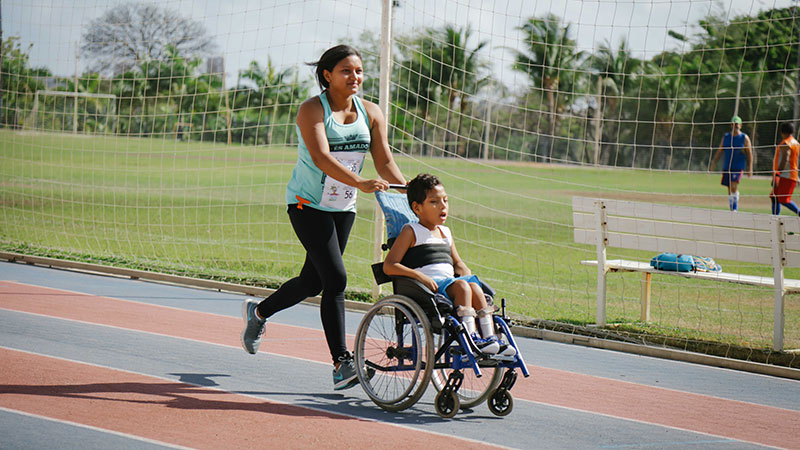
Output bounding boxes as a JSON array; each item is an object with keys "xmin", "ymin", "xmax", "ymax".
[{"xmin": 319, "ymin": 93, "xmax": 369, "ymax": 210}]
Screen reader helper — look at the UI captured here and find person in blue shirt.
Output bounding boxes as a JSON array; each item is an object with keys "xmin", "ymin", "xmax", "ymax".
[
  {"xmin": 710, "ymin": 116, "xmax": 753, "ymax": 211},
  {"xmin": 240, "ymin": 45, "xmax": 406, "ymax": 390}
]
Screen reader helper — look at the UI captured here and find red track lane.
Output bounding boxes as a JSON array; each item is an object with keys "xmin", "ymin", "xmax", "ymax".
[
  {"xmin": 0, "ymin": 348, "xmax": 501, "ymax": 450},
  {"xmin": 1, "ymin": 281, "xmax": 798, "ymax": 449}
]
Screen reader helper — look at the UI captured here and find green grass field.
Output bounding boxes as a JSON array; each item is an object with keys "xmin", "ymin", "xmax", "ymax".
[{"xmin": 2, "ymin": 129, "xmax": 798, "ymax": 354}]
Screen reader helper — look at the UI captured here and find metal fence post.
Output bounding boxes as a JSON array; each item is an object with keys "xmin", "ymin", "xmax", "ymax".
[
  {"xmin": 595, "ymin": 200, "xmax": 608, "ymax": 327},
  {"xmin": 371, "ymin": 0, "xmax": 393, "ymax": 299},
  {"xmin": 771, "ymin": 217, "xmax": 786, "ymax": 351}
]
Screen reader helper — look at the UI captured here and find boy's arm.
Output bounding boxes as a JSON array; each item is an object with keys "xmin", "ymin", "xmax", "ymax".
[
  {"xmin": 450, "ymin": 240, "xmax": 471, "ymax": 277},
  {"xmin": 745, "ymin": 135, "xmax": 753, "ymax": 177},
  {"xmin": 710, "ymin": 139, "xmax": 723, "ymax": 170},
  {"xmin": 383, "ymin": 226, "xmax": 438, "ymax": 292}
]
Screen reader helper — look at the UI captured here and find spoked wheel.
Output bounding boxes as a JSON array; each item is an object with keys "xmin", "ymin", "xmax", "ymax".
[
  {"xmin": 431, "ymin": 333, "xmax": 503, "ymax": 408},
  {"xmin": 434, "ymin": 389, "xmax": 460, "ymax": 419},
  {"xmin": 354, "ymin": 295, "xmax": 434, "ymax": 412},
  {"xmin": 487, "ymin": 389, "xmax": 514, "ymax": 416}
]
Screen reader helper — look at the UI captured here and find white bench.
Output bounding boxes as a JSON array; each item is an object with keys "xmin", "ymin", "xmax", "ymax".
[{"xmin": 572, "ymin": 197, "xmax": 800, "ymax": 351}]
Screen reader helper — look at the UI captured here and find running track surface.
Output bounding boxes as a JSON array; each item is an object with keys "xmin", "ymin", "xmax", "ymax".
[{"xmin": 1, "ymin": 262, "xmax": 798, "ymax": 450}]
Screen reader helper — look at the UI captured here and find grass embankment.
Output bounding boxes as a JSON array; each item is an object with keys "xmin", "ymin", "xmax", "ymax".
[{"xmin": 1, "ymin": 130, "xmax": 797, "ymax": 365}]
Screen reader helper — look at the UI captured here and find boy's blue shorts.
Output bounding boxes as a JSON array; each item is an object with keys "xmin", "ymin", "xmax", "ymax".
[
  {"xmin": 721, "ymin": 170, "xmax": 743, "ymax": 187},
  {"xmin": 434, "ymin": 274, "xmax": 482, "ymax": 300}
]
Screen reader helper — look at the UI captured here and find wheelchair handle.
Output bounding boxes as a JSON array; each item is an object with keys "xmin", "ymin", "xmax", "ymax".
[{"xmin": 387, "ymin": 184, "xmax": 407, "ymax": 190}]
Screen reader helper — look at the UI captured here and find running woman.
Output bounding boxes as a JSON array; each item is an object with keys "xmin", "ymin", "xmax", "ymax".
[{"xmin": 240, "ymin": 45, "xmax": 406, "ymax": 390}]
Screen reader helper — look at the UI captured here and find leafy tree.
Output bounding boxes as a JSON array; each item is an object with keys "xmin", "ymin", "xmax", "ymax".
[{"xmin": 1, "ymin": 37, "xmax": 51, "ymax": 127}]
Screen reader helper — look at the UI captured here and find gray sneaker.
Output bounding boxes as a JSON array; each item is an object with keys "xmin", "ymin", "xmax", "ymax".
[
  {"xmin": 332, "ymin": 352, "xmax": 358, "ymax": 390},
  {"xmin": 241, "ymin": 299, "xmax": 267, "ymax": 354}
]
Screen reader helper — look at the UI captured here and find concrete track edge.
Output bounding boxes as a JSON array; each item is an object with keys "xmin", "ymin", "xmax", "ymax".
[{"xmin": 2, "ymin": 251, "xmax": 798, "ymax": 381}]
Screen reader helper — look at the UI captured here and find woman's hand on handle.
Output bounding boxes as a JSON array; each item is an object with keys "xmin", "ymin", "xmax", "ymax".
[{"xmin": 357, "ymin": 178, "xmax": 390, "ymax": 193}]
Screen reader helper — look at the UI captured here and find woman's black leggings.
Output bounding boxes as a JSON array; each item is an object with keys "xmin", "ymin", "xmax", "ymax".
[{"xmin": 256, "ymin": 204, "xmax": 356, "ymax": 363}]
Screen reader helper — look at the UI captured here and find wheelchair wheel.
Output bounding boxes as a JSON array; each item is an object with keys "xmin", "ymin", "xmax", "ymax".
[
  {"xmin": 434, "ymin": 389, "xmax": 460, "ymax": 419},
  {"xmin": 354, "ymin": 295, "xmax": 434, "ymax": 412},
  {"xmin": 431, "ymin": 333, "xmax": 503, "ymax": 409},
  {"xmin": 487, "ymin": 389, "xmax": 514, "ymax": 416}
]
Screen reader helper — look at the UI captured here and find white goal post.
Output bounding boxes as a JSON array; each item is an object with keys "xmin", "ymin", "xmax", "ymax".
[{"xmin": 31, "ymin": 90, "xmax": 117, "ymax": 133}]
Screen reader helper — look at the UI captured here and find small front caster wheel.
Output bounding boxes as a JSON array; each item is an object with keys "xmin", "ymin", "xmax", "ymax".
[
  {"xmin": 435, "ymin": 390, "xmax": 460, "ymax": 419},
  {"xmin": 487, "ymin": 390, "xmax": 513, "ymax": 416}
]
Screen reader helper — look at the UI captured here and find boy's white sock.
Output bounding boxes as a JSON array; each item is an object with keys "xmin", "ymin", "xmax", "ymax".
[
  {"xmin": 456, "ymin": 306, "xmax": 477, "ymax": 335},
  {"xmin": 477, "ymin": 307, "xmax": 496, "ymax": 338},
  {"xmin": 729, "ymin": 191, "xmax": 739, "ymax": 211}
]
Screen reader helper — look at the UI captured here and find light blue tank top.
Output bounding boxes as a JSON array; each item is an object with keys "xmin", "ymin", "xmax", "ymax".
[{"xmin": 286, "ymin": 93, "xmax": 371, "ymax": 212}]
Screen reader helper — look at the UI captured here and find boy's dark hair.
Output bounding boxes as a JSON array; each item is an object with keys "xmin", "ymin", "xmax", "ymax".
[
  {"xmin": 308, "ymin": 45, "xmax": 362, "ymax": 90},
  {"xmin": 406, "ymin": 173, "xmax": 442, "ymax": 211},
  {"xmin": 780, "ymin": 122, "xmax": 795, "ymax": 136}
]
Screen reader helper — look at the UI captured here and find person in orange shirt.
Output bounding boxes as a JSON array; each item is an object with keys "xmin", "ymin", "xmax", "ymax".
[{"xmin": 770, "ymin": 122, "xmax": 800, "ymax": 215}]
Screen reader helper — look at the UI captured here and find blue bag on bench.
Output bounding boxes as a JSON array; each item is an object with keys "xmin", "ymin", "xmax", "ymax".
[{"xmin": 650, "ymin": 253, "xmax": 694, "ymax": 272}]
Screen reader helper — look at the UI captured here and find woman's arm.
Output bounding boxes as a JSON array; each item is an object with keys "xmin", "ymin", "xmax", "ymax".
[
  {"xmin": 383, "ymin": 226, "xmax": 438, "ymax": 291},
  {"xmin": 296, "ymin": 98, "xmax": 389, "ymax": 193},
  {"xmin": 363, "ymin": 100, "xmax": 405, "ymax": 185}
]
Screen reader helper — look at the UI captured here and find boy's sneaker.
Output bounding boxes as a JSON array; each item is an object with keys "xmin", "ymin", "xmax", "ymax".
[
  {"xmin": 471, "ymin": 333, "xmax": 500, "ymax": 354},
  {"xmin": 333, "ymin": 352, "xmax": 359, "ymax": 390},
  {"xmin": 241, "ymin": 299, "xmax": 267, "ymax": 354},
  {"xmin": 496, "ymin": 335, "xmax": 517, "ymax": 357}
]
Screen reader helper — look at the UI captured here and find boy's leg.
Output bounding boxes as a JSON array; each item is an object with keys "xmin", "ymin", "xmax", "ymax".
[
  {"xmin": 778, "ymin": 181, "xmax": 800, "ymax": 215},
  {"xmin": 772, "ymin": 197, "xmax": 782, "ymax": 215},
  {"xmin": 781, "ymin": 201, "xmax": 800, "ymax": 215},
  {"xmin": 448, "ymin": 280, "xmax": 477, "ymax": 332},
  {"xmin": 446, "ymin": 279, "xmax": 471, "ymax": 309},
  {"xmin": 469, "ymin": 282, "xmax": 494, "ymax": 337},
  {"xmin": 468, "ymin": 282, "xmax": 488, "ymax": 310},
  {"xmin": 729, "ymin": 180, "xmax": 739, "ymax": 211},
  {"xmin": 455, "ymin": 305, "xmax": 477, "ymax": 335},
  {"xmin": 450, "ymin": 280, "xmax": 500, "ymax": 353}
]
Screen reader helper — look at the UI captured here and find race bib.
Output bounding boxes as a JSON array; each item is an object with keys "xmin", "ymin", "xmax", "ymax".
[{"xmin": 320, "ymin": 151, "xmax": 365, "ymax": 210}]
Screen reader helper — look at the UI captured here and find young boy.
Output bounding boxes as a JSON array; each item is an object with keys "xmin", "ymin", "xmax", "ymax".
[
  {"xmin": 771, "ymin": 122, "xmax": 800, "ymax": 215},
  {"xmin": 710, "ymin": 116, "xmax": 753, "ymax": 211},
  {"xmin": 383, "ymin": 173, "xmax": 514, "ymax": 356}
]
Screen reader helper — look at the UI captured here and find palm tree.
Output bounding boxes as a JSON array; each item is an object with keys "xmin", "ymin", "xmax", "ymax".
[
  {"xmin": 396, "ymin": 24, "xmax": 490, "ymax": 156},
  {"xmin": 431, "ymin": 25, "xmax": 490, "ymax": 155},
  {"xmin": 512, "ymin": 14, "xmax": 583, "ymax": 136},
  {"xmin": 238, "ymin": 58, "xmax": 298, "ymax": 145},
  {"xmin": 588, "ymin": 38, "xmax": 643, "ymax": 165}
]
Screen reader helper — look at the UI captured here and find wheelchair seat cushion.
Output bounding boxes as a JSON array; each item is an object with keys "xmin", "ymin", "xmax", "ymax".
[{"xmin": 375, "ymin": 191, "xmax": 418, "ymax": 240}]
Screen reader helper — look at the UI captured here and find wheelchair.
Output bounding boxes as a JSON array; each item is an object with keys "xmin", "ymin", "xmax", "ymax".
[{"xmin": 353, "ymin": 191, "xmax": 530, "ymax": 418}]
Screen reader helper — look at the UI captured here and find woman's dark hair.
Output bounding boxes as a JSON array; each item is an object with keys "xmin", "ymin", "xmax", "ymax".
[
  {"xmin": 308, "ymin": 45, "xmax": 362, "ymax": 90},
  {"xmin": 780, "ymin": 122, "xmax": 795, "ymax": 136},
  {"xmin": 406, "ymin": 173, "xmax": 442, "ymax": 210}
]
